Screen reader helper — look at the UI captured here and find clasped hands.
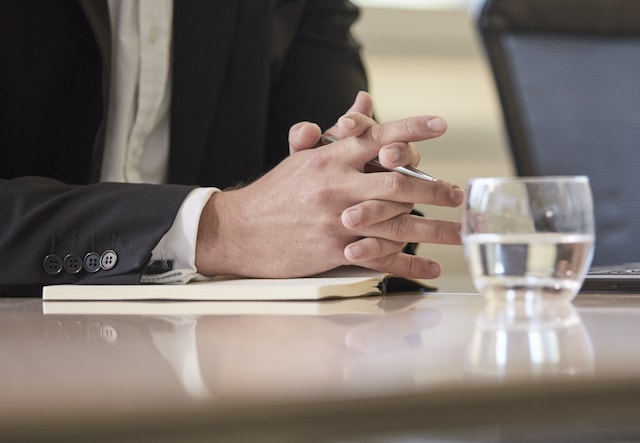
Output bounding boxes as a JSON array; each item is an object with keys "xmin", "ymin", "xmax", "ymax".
[{"xmin": 196, "ymin": 92, "xmax": 464, "ymax": 280}]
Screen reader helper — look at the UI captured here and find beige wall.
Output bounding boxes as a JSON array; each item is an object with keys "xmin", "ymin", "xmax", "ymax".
[{"xmin": 352, "ymin": 7, "xmax": 515, "ymax": 282}]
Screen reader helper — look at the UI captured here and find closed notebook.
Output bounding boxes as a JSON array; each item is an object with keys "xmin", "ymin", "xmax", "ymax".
[
  {"xmin": 41, "ymin": 295, "xmax": 428, "ymax": 317},
  {"xmin": 42, "ymin": 266, "xmax": 436, "ymax": 301}
]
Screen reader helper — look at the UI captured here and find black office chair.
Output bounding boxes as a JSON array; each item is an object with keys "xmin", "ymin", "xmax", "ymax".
[{"xmin": 476, "ymin": 0, "xmax": 640, "ymax": 266}]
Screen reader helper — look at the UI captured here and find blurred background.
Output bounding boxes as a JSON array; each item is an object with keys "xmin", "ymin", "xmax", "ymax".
[{"xmin": 351, "ymin": 0, "xmax": 515, "ymax": 284}]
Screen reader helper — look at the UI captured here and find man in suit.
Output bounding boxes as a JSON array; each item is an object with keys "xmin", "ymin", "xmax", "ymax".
[{"xmin": 0, "ymin": 0, "xmax": 464, "ymax": 292}]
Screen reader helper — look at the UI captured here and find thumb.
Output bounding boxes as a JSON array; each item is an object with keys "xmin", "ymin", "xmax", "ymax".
[
  {"xmin": 322, "ymin": 91, "xmax": 377, "ymax": 141},
  {"xmin": 288, "ymin": 121, "xmax": 322, "ymax": 155},
  {"xmin": 346, "ymin": 90, "xmax": 374, "ymax": 118}
]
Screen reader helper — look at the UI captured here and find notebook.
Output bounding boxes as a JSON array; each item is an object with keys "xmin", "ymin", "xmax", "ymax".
[
  {"xmin": 42, "ymin": 266, "xmax": 436, "ymax": 301},
  {"xmin": 581, "ymin": 263, "xmax": 640, "ymax": 292},
  {"xmin": 41, "ymin": 294, "xmax": 428, "ymax": 317}
]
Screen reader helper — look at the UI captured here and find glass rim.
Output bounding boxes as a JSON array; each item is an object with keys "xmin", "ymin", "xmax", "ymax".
[{"xmin": 468, "ymin": 175, "xmax": 589, "ymax": 184}]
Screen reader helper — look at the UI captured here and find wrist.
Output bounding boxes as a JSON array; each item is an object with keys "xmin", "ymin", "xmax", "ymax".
[{"xmin": 195, "ymin": 191, "xmax": 241, "ymax": 276}]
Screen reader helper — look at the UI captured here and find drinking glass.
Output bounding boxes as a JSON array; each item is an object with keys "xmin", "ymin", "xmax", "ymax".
[{"xmin": 461, "ymin": 176, "xmax": 595, "ymax": 303}]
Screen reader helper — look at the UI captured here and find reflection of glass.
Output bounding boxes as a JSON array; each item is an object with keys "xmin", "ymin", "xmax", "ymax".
[
  {"xmin": 461, "ymin": 176, "xmax": 595, "ymax": 303},
  {"xmin": 466, "ymin": 301, "xmax": 594, "ymax": 380}
]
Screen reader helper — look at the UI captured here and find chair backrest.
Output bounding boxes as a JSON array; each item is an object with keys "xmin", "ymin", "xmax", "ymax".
[{"xmin": 477, "ymin": 0, "xmax": 640, "ymax": 265}]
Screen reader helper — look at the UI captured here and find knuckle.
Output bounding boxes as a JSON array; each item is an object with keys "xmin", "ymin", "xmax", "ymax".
[
  {"xmin": 402, "ymin": 119, "xmax": 414, "ymax": 138},
  {"xmin": 389, "ymin": 215, "xmax": 408, "ymax": 239},
  {"xmin": 382, "ymin": 172, "xmax": 405, "ymax": 194},
  {"xmin": 406, "ymin": 255, "xmax": 418, "ymax": 277},
  {"xmin": 432, "ymin": 222, "xmax": 446, "ymax": 242},
  {"xmin": 308, "ymin": 149, "xmax": 331, "ymax": 170},
  {"xmin": 319, "ymin": 212, "xmax": 337, "ymax": 231},
  {"xmin": 305, "ymin": 186, "xmax": 333, "ymax": 205},
  {"xmin": 369, "ymin": 124, "xmax": 386, "ymax": 146},
  {"xmin": 426, "ymin": 220, "xmax": 458, "ymax": 244},
  {"xmin": 377, "ymin": 253, "xmax": 395, "ymax": 270}
]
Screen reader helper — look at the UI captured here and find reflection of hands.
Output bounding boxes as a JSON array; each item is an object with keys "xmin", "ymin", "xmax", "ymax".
[
  {"xmin": 345, "ymin": 308, "xmax": 442, "ymax": 354},
  {"xmin": 196, "ymin": 92, "xmax": 464, "ymax": 280},
  {"xmin": 195, "ymin": 307, "xmax": 442, "ymax": 399}
]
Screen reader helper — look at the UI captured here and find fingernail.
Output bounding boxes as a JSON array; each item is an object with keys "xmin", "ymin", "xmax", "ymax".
[
  {"xmin": 427, "ymin": 117, "xmax": 446, "ymax": 133},
  {"xmin": 342, "ymin": 208, "xmax": 362, "ymax": 228},
  {"xmin": 345, "ymin": 244, "xmax": 362, "ymax": 260},
  {"xmin": 339, "ymin": 116, "xmax": 356, "ymax": 129},
  {"xmin": 452, "ymin": 186, "xmax": 465, "ymax": 205},
  {"xmin": 382, "ymin": 145, "xmax": 400, "ymax": 163},
  {"xmin": 428, "ymin": 262, "xmax": 441, "ymax": 275}
]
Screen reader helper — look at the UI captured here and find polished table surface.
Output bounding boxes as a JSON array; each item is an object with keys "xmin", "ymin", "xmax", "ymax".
[{"xmin": 3, "ymin": 279, "xmax": 640, "ymax": 442}]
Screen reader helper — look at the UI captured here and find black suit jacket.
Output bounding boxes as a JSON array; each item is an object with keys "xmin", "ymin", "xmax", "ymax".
[{"xmin": 0, "ymin": 0, "xmax": 367, "ymax": 289}]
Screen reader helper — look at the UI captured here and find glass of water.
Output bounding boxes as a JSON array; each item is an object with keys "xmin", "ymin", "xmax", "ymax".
[{"xmin": 461, "ymin": 176, "xmax": 595, "ymax": 303}]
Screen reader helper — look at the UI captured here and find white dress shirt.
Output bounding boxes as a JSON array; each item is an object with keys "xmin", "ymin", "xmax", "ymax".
[
  {"xmin": 104, "ymin": 0, "xmax": 217, "ymax": 283},
  {"xmin": 148, "ymin": 316, "xmax": 210, "ymax": 399}
]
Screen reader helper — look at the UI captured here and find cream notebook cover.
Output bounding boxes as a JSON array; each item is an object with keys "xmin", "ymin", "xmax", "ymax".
[
  {"xmin": 42, "ymin": 266, "xmax": 436, "ymax": 302},
  {"xmin": 42, "ymin": 296, "xmax": 426, "ymax": 317}
]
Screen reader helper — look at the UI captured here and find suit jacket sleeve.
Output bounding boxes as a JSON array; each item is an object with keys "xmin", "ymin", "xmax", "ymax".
[{"xmin": 0, "ymin": 177, "xmax": 195, "ymax": 290}]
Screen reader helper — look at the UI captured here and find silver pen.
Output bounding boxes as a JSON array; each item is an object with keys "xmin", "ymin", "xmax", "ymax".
[{"xmin": 317, "ymin": 135, "xmax": 437, "ymax": 182}]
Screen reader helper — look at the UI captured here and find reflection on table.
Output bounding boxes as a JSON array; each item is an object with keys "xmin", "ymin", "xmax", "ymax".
[
  {"xmin": 467, "ymin": 301, "xmax": 594, "ymax": 380},
  {"xmin": 1, "ymin": 289, "xmax": 640, "ymax": 442}
]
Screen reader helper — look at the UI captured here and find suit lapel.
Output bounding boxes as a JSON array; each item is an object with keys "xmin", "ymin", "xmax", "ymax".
[
  {"xmin": 78, "ymin": 0, "xmax": 110, "ymax": 66},
  {"xmin": 78, "ymin": 0, "xmax": 111, "ymax": 182},
  {"xmin": 169, "ymin": 2, "xmax": 240, "ymax": 184}
]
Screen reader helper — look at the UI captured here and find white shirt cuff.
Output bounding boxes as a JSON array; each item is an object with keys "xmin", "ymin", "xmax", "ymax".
[{"xmin": 141, "ymin": 187, "xmax": 219, "ymax": 284}]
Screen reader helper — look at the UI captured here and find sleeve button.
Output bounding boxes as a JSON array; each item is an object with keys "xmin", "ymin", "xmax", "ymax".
[
  {"xmin": 64, "ymin": 254, "xmax": 83, "ymax": 274},
  {"xmin": 100, "ymin": 250, "xmax": 118, "ymax": 270},
  {"xmin": 83, "ymin": 252, "xmax": 101, "ymax": 273},
  {"xmin": 43, "ymin": 254, "xmax": 63, "ymax": 275}
]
